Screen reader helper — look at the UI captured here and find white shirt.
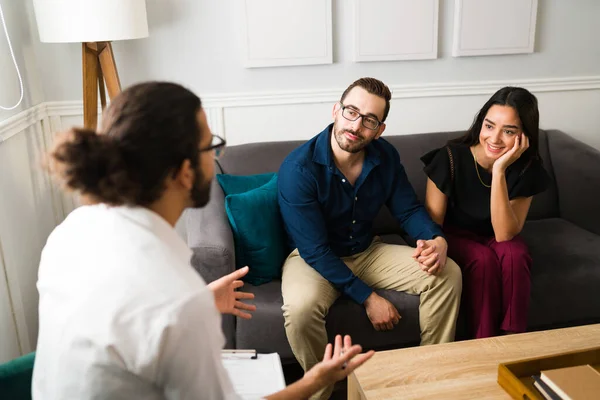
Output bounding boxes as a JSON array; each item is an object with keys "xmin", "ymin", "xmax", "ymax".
[{"xmin": 33, "ymin": 205, "xmax": 240, "ymax": 400}]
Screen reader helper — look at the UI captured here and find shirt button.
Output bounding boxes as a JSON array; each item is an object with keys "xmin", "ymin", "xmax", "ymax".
[
  {"xmin": 355, "ymin": 196, "xmax": 358, "ymax": 201},
  {"xmin": 350, "ymin": 235, "xmax": 353, "ymax": 239},
  {"xmin": 352, "ymin": 220, "xmax": 356, "ymax": 224},
  {"xmin": 342, "ymin": 179, "xmax": 346, "ymax": 183}
]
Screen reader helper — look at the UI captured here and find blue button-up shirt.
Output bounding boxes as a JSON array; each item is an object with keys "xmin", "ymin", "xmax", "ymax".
[{"xmin": 278, "ymin": 124, "xmax": 443, "ymax": 304}]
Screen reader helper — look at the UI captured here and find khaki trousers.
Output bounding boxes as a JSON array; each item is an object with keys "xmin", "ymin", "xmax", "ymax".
[{"xmin": 281, "ymin": 237, "xmax": 462, "ymax": 399}]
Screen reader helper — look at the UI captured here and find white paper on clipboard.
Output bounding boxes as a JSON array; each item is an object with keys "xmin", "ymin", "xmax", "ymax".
[{"xmin": 221, "ymin": 352, "xmax": 286, "ymax": 400}]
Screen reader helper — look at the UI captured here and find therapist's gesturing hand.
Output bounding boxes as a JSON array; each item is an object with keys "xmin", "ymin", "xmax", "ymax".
[
  {"xmin": 306, "ymin": 335, "xmax": 375, "ymax": 386},
  {"xmin": 208, "ymin": 266, "xmax": 256, "ymax": 319}
]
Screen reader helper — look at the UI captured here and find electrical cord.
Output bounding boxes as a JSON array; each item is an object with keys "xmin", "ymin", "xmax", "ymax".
[{"xmin": 0, "ymin": 2, "xmax": 24, "ymax": 111}]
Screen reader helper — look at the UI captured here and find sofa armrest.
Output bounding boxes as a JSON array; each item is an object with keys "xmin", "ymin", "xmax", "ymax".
[
  {"xmin": 178, "ymin": 179, "xmax": 237, "ymax": 348},
  {"xmin": 180, "ymin": 179, "xmax": 236, "ymax": 282},
  {"xmin": 547, "ymin": 129, "xmax": 600, "ymax": 235}
]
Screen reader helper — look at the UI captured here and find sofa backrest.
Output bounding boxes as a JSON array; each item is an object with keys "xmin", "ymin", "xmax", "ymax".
[
  {"xmin": 526, "ymin": 129, "xmax": 560, "ymax": 219},
  {"xmin": 217, "ymin": 130, "xmax": 559, "ymax": 236},
  {"xmin": 219, "ymin": 140, "xmax": 305, "ymax": 176}
]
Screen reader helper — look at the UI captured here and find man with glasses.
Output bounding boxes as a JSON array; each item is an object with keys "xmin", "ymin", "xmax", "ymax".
[{"xmin": 278, "ymin": 77, "xmax": 462, "ymax": 399}]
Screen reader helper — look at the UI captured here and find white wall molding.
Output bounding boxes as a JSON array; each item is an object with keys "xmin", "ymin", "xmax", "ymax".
[
  {"xmin": 0, "ymin": 104, "xmax": 47, "ymax": 143},
  {"xmin": 0, "ymin": 103, "xmax": 75, "ymax": 226},
  {"xmin": 2, "ymin": 75, "xmax": 600, "ymax": 146},
  {"xmin": 2, "ymin": 75, "xmax": 600, "ymax": 145},
  {"xmin": 200, "ymin": 76, "xmax": 600, "ymax": 108},
  {"xmin": 205, "ymin": 107, "xmax": 225, "ymax": 137},
  {"xmin": 44, "ymin": 101, "xmax": 90, "ymax": 117},
  {"xmin": 1, "ymin": 76, "xmax": 597, "ymax": 137}
]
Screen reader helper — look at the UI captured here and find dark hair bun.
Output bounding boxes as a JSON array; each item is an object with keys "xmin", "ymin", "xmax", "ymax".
[{"xmin": 48, "ymin": 128, "xmax": 138, "ymax": 205}]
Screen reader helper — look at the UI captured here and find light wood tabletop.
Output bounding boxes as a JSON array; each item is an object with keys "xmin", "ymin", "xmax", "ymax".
[{"xmin": 348, "ymin": 324, "xmax": 600, "ymax": 399}]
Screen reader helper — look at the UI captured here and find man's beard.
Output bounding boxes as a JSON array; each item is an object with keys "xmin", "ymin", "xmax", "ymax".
[
  {"xmin": 190, "ymin": 168, "xmax": 212, "ymax": 208},
  {"xmin": 333, "ymin": 122, "xmax": 368, "ymax": 154}
]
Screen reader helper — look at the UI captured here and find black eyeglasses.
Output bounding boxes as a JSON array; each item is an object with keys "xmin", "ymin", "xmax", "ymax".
[
  {"xmin": 340, "ymin": 103, "xmax": 382, "ymax": 130},
  {"xmin": 199, "ymin": 134, "xmax": 227, "ymax": 159}
]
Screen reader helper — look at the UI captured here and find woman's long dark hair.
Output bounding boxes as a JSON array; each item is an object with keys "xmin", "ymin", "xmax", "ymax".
[{"xmin": 450, "ymin": 86, "xmax": 541, "ymax": 162}]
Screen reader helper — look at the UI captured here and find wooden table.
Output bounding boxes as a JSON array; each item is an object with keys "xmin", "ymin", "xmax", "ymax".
[{"xmin": 348, "ymin": 324, "xmax": 600, "ymax": 399}]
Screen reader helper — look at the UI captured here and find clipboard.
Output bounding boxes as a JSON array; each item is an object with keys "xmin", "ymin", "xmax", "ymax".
[
  {"xmin": 221, "ymin": 350, "xmax": 286, "ymax": 399},
  {"xmin": 222, "ymin": 349, "xmax": 258, "ymax": 359}
]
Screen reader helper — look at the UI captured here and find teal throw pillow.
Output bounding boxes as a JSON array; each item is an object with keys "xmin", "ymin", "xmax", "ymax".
[
  {"xmin": 216, "ymin": 173, "xmax": 275, "ymax": 196},
  {"xmin": 218, "ymin": 173, "xmax": 287, "ymax": 285},
  {"xmin": 0, "ymin": 352, "xmax": 35, "ymax": 400}
]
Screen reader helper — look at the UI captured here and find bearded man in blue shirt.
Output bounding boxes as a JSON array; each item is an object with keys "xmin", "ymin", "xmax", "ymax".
[{"xmin": 278, "ymin": 77, "xmax": 462, "ymax": 399}]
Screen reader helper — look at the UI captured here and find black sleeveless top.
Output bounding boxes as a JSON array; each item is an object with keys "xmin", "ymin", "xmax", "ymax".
[{"xmin": 421, "ymin": 144, "xmax": 550, "ymax": 236}]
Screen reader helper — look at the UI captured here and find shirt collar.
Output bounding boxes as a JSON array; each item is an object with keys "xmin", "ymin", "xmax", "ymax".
[
  {"xmin": 112, "ymin": 205, "xmax": 192, "ymax": 263},
  {"xmin": 312, "ymin": 123, "xmax": 381, "ymax": 168}
]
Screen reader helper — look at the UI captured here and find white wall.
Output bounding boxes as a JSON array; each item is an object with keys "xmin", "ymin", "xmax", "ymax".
[
  {"xmin": 0, "ymin": 0, "xmax": 44, "ymax": 117},
  {"xmin": 34, "ymin": 0, "xmax": 600, "ymax": 97},
  {"xmin": 0, "ymin": 116, "xmax": 59, "ymax": 362},
  {"xmin": 27, "ymin": 0, "xmax": 600, "ymax": 149},
  {"xmin": 0, "ymin": 0, "xmax": 50, "ymax": 362}
]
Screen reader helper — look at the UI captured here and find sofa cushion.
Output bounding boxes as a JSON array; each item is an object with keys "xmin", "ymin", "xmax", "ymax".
[
  {"xmin": 235, "ymin": 280, "xmax": 290, "ymax": 358},
  {"xmin": 522, "ymin": 218, "xmax": 600, "ymax": 329},
  {"xmin": 221, "ymin": 174, "xmax": 287, "ymax": 285}
]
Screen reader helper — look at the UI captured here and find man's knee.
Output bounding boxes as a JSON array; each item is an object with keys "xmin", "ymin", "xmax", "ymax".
[
  {"xmin": 443, "ymin": 258, "xmax": 462, "ymax": 291},
  {"xmin": 420, "ymin": 258, "xmax": 462, "ymax": 298},
  {"xmin": 282, "ymin": 289, "xmax": 330, "ymax": 334},
  {"xmin": 282, "ymin": 253, "xmax": 337, "ymax": 328},
  {"xmin": 433, "ymin": 258, "xmax": 462, "ymax": 297}
]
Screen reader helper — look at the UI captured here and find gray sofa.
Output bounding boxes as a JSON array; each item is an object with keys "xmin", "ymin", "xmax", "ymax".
[{"xmin": 177, "ymin": 129, "xmax": 600, "ymax": 364}]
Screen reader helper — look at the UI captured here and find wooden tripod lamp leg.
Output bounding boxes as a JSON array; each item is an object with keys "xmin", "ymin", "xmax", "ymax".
[
  {"xmin": 82, "ymin": 42, "xmax": 122, "ymax": 130},
  {"xmin": 82, "ymin": 42, "xmax": 99, "ymax": 129},
  {"xmin": 98, "ymin": 66, "xmax": 107, "ymax": 110},
  {"xmin": 98, "ymin": 42, "xmax": 122, "ymax": 99}
]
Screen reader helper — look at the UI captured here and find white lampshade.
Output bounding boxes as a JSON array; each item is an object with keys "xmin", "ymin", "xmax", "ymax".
[{"xmin": 33, "ymin": 0, "xmax": 149, "ymax": 43}]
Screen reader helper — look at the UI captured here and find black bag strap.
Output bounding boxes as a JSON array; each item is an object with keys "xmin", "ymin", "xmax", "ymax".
[
  {"xmin": 520, "ymin": 159, "xmax": 532, "ymax": 177},
  {"xmin": 446, "ymin": 146, "xmax": 455, "ymax": 183}
]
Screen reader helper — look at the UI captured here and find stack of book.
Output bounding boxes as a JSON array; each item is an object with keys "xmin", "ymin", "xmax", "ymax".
[{"xmin": 532, "ymin": 364, "xmax": 600, "ymax": 400}]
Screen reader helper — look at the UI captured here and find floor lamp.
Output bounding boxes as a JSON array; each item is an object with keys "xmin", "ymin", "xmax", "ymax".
[{"xmin": 33, "ymin": 0, "xmax": 149, "ymax": 129}]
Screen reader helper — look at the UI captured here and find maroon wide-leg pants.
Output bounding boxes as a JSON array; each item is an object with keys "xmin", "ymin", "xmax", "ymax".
[{"xmin": 444, "ymin": 226, "xmax": 532, "ymax": 338}]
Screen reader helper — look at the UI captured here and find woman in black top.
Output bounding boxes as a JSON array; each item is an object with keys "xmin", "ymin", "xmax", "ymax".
[{"xmin": 421, "ymin": 87, "xmax": 549, "ymax": 338}]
